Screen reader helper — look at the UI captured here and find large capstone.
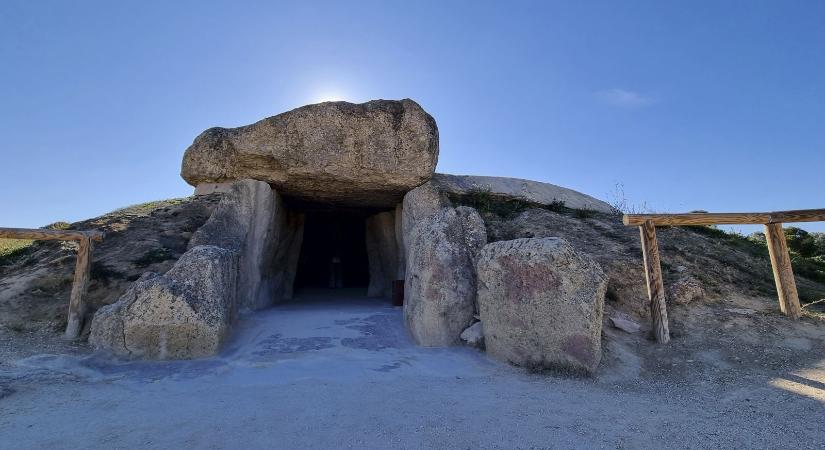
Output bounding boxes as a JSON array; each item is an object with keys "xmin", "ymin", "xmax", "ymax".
[
  {"xmin": 181, "ymin": 99, "xmax": 439, "ymax": 208},
  {"xmin": 476, "ymin": 238, "xmax": 607, "ymax": 374}
]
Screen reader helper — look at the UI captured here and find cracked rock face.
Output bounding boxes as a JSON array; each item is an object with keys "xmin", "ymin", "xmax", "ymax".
[
  {"xmin": 404, "ymin": 206, "xmax": 487, "ymax": 346},
  {"xmin": 181, "ymin": 99, "xmax": 439, "ymax": 208},
  {"xmin": 89, "ymin": 245, "xmax": 238, "ymax": 360},
  {"xmin": 476, "ymin": 237, "xmax": 607, "ymax": 374}
]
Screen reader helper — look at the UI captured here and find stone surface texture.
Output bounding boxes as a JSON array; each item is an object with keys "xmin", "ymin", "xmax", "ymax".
[
  {"xmin": 404, "ymin": 206, "xmax": 487, "ymax": 346},
  {"xmin": 365, "ymin": 211, "xmax": 399, "ymax": 299},
  {"xmin": 394, "ymin": 203, "xmax": 406, "ymax": 280},
  {"xmin": 89, "ymin": 179, "xmax": 299, "ymax": 359},
  {"xmin": 609, "ymin": 315, "xmax": 641, "ymax": 334},
  {"xmin": 189, "ymin": 179, "xmax": 281, "ymax": 310},
  {"xmin": 400, "ymin": 180, "xmax": 450, "ymax": 257},
  {"xmin": 271, "ymin": 211, "xmax": 305, "ymax": 302},
  {"xmin": 460, "ymin": 321, "xmax": 485, "ymax": 348},
  {"xmin": 668, "ymin": 275, "xmax": 705, "ymax": 305},
  {"xmin": 89, "ymin": 245, "xmax": 238, "ymax": 359},
  {"xmin": 476, "ymin": 238, "xmax": 607, "ymax": 374},
  {"xmin": 181, "ymin": 99, "xmax": 439, "ymax": 208}
]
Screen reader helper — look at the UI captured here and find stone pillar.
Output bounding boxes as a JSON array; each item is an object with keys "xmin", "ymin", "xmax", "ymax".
[
  {"xmin": 403, "ymin": 206, "xmax": 486, "ymax": 346},
  {"xmin": 273, "ymin": 211, "xmax": 305, "ymax": 302},
  {"xmin": 187, "ymin": 179, "xmax": 281, "ymax": 311},
  {"xmin": 365, "ymin": 211, "xmax": 399, "ymax": 299},
  {"xmin": 395, "ymin": 203, "xmax": 406, "ymax": 280}
]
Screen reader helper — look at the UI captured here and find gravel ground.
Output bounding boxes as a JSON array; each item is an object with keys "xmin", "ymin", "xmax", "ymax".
[{"xmin": 1, "ymin": 289, "xmax": 824, "ymax": 449}]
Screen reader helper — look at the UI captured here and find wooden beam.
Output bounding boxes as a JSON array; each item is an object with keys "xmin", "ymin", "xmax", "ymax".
[
  {"xmin": 65, "ymin": 236, "xmax": 93, "ymax": 339},
  {"xmin": 639, "ymin": 220, "xmax": 670, "ymax": 343},
  {"xmin": 764, "ymin": 223, "xmax": 802, "ymax": 320},
  {"xmin": 623, "ymin": 208, "xmax": 825, "ymax": 227},
  {"xmin": 0, "ymin": 227, "xmax": 104, "ymax": 242}
]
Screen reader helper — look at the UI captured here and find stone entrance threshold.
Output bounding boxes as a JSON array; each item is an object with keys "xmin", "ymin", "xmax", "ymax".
[{"xmin": 220, "ymin": 288, "xmax": 496, "ymax": 382}]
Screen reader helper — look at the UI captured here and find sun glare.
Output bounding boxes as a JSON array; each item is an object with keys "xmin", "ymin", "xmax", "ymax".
[{"xmin": 313, "ymin": 91, "xmax": 349, "ymax": 103}]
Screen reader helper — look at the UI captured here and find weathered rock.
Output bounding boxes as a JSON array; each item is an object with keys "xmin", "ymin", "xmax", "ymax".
[
  {"xmin": 401, "ymin": 180, "xmax": 451, "ymax": 257},
  {"xmin": 404, "ymin": 206, "xmax": 486, "ymax": 346},
  {"xmin": 609, "ymin": 315, "xmax": 641, "ymax": 334},
  {"xmin": 189, "ymin": 179, "xmax": 281, "ymax": 310},
  {"xmin": 477, "ymin": 238, "xmax": 607, "ymax": 374},
  {"xmin": 271, "ymin": 211, "xmax": 304, "ymax": 302},
  {"xmin": 89, "ymin": 245, "xmax": 238, "ymax": 359},
  {"xmin": 460, "ymin": 321, "xmax": 484, "ymax": 348},
  {"xmin": 668, "ymin": 275, "xmax": 705, "ymax": 305},
  {"xmin": 365, "ymin": 211, "xmax": 399, "ymax": 298},
  {"xmin": 394, "ymin": 203, "xmax": 406, "ymax": 280},
  {"xmin": 482, "ymin": 207, "xmax": 650, "ymax": 318},
  {"xmin": 89, "ymin": 179, "xmax": 305, "ymax": 359},
  {"xmin": 182, "ymin": 99, "xmax": 439, "ymax": 208},
  {"xmin": 432, "ymin": 173, "xmax": 614, "ymax": 214}
]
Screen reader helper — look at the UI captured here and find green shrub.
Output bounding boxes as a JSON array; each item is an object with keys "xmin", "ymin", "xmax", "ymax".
[
  {"xmin": 0, "ymin": 239, "xmax": 34, "ymax": 266},
  {"xmin": 784, "ymin": 227, "xmax": 818, "ymax": 258},
  {"xmin": 792, "ymin": 255, "xmax": 825, "ymax": 283},
  {"xmin": 44, "ymin": 221, "xmax": 71, "ymax": 230},
  {"xmin": 448, "ymin": 186, "xmax": 568, "ymax": 220}
]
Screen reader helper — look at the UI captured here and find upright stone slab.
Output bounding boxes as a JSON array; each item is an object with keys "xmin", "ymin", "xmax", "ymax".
[
  {"xmin": 394, "ymin": 203, "xmax": 406, "ymax": 280},
  {"xmin": 400, "ymin": 180, "xmax": 451, "ymax": 262},
  {"xmin": 272, "ymin": 211, "xmax": 305, "ymax": 302},
  {"xmin": 404, "ymin": 206, "xmax": 486, "ymax": 346},
  {"xmin": 365, "ymin": 211, "xmax": 399, "ymax": 299},
  {"xmin": 89, "ymin": 246, "xmax": 238, "ymax": 359},
  {"xmin": 189, "ymin": 179, "xmax": 280, "ymax": 310},
  {"xmin": 476, "ymin": 238, "xmax": 607, "ymax": 374},
  {"xmin": 90, "ymin": 179, "xmax": 291, "ymax": 359}
]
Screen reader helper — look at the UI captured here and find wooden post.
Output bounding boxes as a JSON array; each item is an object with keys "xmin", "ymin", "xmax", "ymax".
[
  {"xmin": 764, "ymin": 223, "xmax": 802, "ymax": 320},
  {"xmin": 65, "ymin": 236, "xmax": 93, "ymax": 339},
  {"xmin": 639, "ymin": 220, "xmax": 670, "ymax": 343}
]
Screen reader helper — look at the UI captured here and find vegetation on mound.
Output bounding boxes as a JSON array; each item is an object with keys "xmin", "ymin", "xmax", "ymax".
[
  {"xmin": 460, "ymin": 188, "xmax": 825, "ymax": 310},
  {"xmin": 447, "ymin": 185, "xmax": 590, "ymax": 220},
  {"xmin": 682, "ymin": 225, "xmax": 825, "ymax": 303},
  {"xmin": 0, "ymin": 239, "xmax": 33, "ymax": 265},
  {"xmin": 0, "ymin": 222, "xmax": 74, "ymax": 266},
  {"xmin": 109, "ymin": 198, "xmax": 187, "ymax": 216}
]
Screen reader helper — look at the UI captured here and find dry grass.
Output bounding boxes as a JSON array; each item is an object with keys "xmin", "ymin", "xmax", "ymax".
[{"xmin": 0, "ymin": 238, "xmax": 33, "ymax": 259}]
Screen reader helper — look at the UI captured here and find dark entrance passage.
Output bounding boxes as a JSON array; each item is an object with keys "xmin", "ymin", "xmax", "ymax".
[{"xmin": 294, "ymin": 211, "xmax": 370, "ymax": 291}]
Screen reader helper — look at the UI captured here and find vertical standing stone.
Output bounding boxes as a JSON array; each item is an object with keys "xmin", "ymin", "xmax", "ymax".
[
  {"xmin": 365, "ymin": 211, "xmax": 399, "ymax": 298},
  {"xmin": 404, "ymin": 207, "xmax": 486, "ymax": 346}
]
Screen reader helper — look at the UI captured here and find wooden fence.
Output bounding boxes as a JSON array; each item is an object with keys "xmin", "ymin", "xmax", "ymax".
[
  {"xmin": 623, "ymin": 208, "xmax": 825, "ymax": 343},
  {"xmin": 0, "ymin": 227, "xmax": 104, "ymax": 339}
]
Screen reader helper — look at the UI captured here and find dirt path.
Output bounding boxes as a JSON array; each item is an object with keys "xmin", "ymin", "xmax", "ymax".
[{"xmin": 1, "ymin": 290, "xmax": 824, "ymax": 449}]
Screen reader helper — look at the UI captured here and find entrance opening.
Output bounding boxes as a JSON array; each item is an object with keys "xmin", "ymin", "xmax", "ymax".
[{"xmin": 294, "ymin": 211, "xmax": 370, "ymax": 293}]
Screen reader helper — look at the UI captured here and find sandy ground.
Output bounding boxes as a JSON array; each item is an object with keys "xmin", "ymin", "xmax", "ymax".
[{"xmin": 1, "ymin": 289, "xmax": 824, "ymax": 449}]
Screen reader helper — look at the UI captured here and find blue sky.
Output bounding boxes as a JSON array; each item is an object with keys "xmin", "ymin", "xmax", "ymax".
[{"xmin": 2, "ymin": 1, "xmax": 823, "ymax": 232}]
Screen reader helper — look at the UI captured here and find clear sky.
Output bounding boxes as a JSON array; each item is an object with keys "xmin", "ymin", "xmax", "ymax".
[{"xmin": 2, "ymin": 1, "xmax": 823, "ymax": 232}]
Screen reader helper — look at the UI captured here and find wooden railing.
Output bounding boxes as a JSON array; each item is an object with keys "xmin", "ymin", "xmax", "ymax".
[
  {"xmin": 0, "ymin": 227, "xmax": 104, "ymax": 339},
  {"xmin": 623, "ymin": 208, "xmax": 825, "ymax": 344}
]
